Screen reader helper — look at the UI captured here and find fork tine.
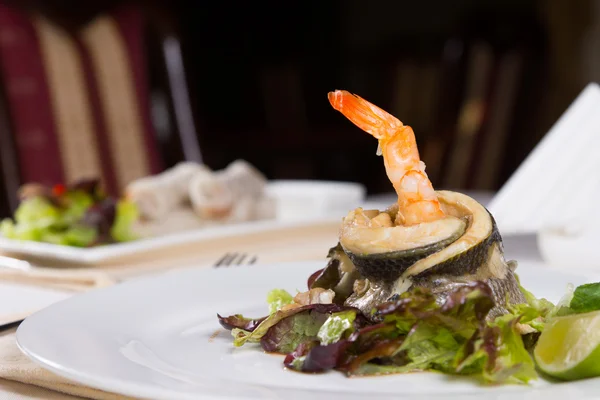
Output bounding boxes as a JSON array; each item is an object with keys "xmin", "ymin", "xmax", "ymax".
[
  {"xmin": 236, "ymin": 253, "xmax": 247, "ymax": 265},
  {"xmin": 214, "ymin": 252, "xmax": 233, "ymax": 267},
  {"xmin": 227, "ymin": 252, "xmax": 239, "ymax": 266},
  {"xmin": 214, "ymin": 252, "xmax": 258, "ymax": 267},
  {"xmin": 214, "ymin": 253, "xmax": 227, "ymax": 267}
]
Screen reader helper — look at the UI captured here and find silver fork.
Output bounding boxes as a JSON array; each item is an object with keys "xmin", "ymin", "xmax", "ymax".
[{"xmin": 213, "ymin": 252, "xmax": 258, "ymax": 267}]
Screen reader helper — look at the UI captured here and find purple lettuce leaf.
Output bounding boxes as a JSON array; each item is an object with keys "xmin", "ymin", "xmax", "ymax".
[
  {"xmin": 260, "ymin": 310, "xmax": 330, "ymax": 354},
  {"xmin": 80, "ymin": 198, "xmax": 117, "ymax": 241},
  {"xmin": 217, "ymin": 314, "xmax": 267, "ymax": 332},
  {"xmin": 283, "ymin": 341, "xmax": 319, "ymax": 370},
  {"xmin": 307, "ymin": 269, "xmax": 324, "ymax": 289},
  {"xmin": 288, "ymin": 339, "xmax": 354, "ymax": 373},
  {"xmin": 260, "ymin": 304, "xmax": 358, "ymax": 353},
  {"xmin": 69, "ymin": 178, "xmax": 101, "ymax": 198},
  {"xmin": 308, "ymin": 259, "xmax": 341, "ymax": 291},
  {"xmin": 340, "ymin": 338, "xmax": 406, "ymax": 374},
  {"xmin": 306, "ymin": 244, "xmax": 343, "ymax": 289},
  {"xmin": 229, "ymin": 303, "xmax": 353, "ymax": 347},
  {"xmin": 285, "ymin": 320, "xmax": 401, "ymax": 373}
]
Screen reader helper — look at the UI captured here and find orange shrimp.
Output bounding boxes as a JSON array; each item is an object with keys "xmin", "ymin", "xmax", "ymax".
[{"xmin": 328, "ymin": 90, "xmax": 445, "ymax": 226}]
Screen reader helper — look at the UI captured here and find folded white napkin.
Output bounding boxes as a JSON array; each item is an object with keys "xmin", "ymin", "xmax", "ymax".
[
  {"xmin": 0, "ymin": 329, "xmax": 133, "ymax": 399},
  {"xmin": 488, "ymin": 82, "xmax": 600, "ymax": 236},
  {"xmin": 0, "ymin": 266, "xmax": 114, "ymax": 293},
  {"xmin": 487, "ymin": 82, "xmax": 600, "ymax": 268}
]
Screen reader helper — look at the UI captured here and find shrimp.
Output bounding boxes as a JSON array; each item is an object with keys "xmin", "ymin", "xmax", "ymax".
[{"xmin": 328, "ymin": 90, "xmax": 445, "ymax": 226}]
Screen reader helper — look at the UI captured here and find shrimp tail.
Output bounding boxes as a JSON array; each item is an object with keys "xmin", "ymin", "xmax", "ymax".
[
  {"xmin": 328, "ymin": 90, "xmax": 404, "ymax": 140},
  {"xmin": 329, "ymin": 89, "xmax": 445, "ymax": 226}
]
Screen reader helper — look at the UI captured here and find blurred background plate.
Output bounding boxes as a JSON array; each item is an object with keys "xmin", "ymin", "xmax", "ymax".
[
  {"xmin": 0, "ymin": 179, "xmax": 369, "ymax": 266},
  {"xmin": 265, "ymin": 180, "xmax": 366, "ymax": 221},
  {"xmin": 0, "ymin": 216, "xmax": 342, "ymax": 267}
]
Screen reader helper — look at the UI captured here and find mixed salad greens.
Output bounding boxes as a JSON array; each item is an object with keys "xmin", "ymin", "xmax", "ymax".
[
  {"xmin": 218, "ymin": 270, "xmax": 600, "ymax": 384},
  {"xmin": 0, "ymin": 179, "xmax": 139, "ymax": 247}
]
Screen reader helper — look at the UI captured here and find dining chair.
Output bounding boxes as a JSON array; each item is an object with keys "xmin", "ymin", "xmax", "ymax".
[{"xmin": 0, "ymin": 1, "xmax": 202, "ymax": 217}]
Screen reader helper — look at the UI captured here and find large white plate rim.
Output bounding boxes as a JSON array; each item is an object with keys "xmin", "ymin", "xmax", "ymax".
[{"xmin": 16, "ymin": 261, "xmax": 600, "ymax": 400}]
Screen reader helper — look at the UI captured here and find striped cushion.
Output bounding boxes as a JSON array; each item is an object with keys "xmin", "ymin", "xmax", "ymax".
[{"xmin": 0, "ymin": 3, "xmax": 162, "ymax": 195}]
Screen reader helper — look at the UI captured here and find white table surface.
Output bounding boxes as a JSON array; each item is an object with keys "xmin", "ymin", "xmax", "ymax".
[{"xmin": 0, "ymin": 191, "xmax": 544, "ymax": 399}]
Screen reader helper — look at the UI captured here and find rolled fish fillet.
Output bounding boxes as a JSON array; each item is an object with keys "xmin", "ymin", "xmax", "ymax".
[
  {"xmin": 126, "ymin": 162, "xmax": 210, "ymax": 221},
  {"xmin": 189, "ymin": 160, "xmax": 268, "ymax": 221}
]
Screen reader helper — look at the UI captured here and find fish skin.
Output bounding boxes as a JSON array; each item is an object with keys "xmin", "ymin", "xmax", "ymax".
[
  {"xmin": 345, "ymin": 239, "xmax": 452, "ymax": 282},
  {"xmin": 414, "ymin": 212, "xmax": 500, "ymax": 278},
  {"xmin": 344, "ymin": 218, "xmax": 526, "ymax": 320},
  {"xmin": 410, "ymin": 217, "xmax": 526, "ymax": 319}
]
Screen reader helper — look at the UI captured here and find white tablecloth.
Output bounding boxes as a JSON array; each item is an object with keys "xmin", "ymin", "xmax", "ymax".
[{"xmin": 0, "ymin": 377, "xmax": 83, "ymax": 399}]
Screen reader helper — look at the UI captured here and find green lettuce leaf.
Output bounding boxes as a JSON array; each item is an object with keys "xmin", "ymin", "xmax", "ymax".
[
  {"xmin": 506, "ymin": 303, "xmax": 546, "ymax": 332},
  {"xmin": 535, "ymin": 282, "xmax": 600, "ymax": 318},
  {"xmin": 517, "ymin": 278, "xmax": 555, "ymax": 317},
  {"xmin": 511, "ymin": 274, "xmax": 556, "ymax": 331},
  {"xmin": 14, "ymin": 197, "xmax": 61, "ymax": 226},
  {"xmin": 37, "ymin": 226, "xmax": 97, "ymax": 247},
  {"xmin": 317, "ymin": 310, "xmax": 356, "ymax": 345},
  {"xmin": 457, "ymin": 315, "xmax": 537, "ymax": 384},
  {"xmin": 266, "ymin": 289, "xmax": 293, "ymax": 314},
  {"xmin": 356, "ymin": 283, "xmax": 495, "ymax": 378},
  {"xmin": 1, "ymin": 198, "xmax": 64, "ymax": 242},
  {"xmin": 348, "ymin": 324, "xmax": 459, "ymax": 376},
  {"xmin": 395, "ymin": 323, "xmax": 459, "ymax": 373},
  {"xmin": 61, "ymin": 191, "xmax": 95, "ymax": 225},
  {"xmin": 63, "ymin": 225, "xmax": 98, "ymax": 247},
  {"xmin": 568, "ymin": 283, "xmax": 600, "ymax": 314},
  {"xmin": 110, "ymin": 200, "xmax": 139, "ymax": 242},
  {"xmin": 310, "ymin": 282, "xmax": 535, "ymax": 383},
  {"xmin": 489, "ymin": 316, "xmax": 537, "ymax": 383}
]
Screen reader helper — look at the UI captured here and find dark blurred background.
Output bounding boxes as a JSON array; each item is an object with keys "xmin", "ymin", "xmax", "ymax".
[{"xmin": 0, "ymin": 0, "xmax": 597, "ymax": 216}]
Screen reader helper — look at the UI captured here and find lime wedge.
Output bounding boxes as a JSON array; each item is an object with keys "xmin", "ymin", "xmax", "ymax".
[{"xmin": 534, "ymin": 310, "xmax": 600, "ymax": 380}]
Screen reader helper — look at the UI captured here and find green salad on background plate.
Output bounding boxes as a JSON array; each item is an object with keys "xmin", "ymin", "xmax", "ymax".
[{"xmin": 0, "ymin": 179, "xmax": 138, "ymax": 247}]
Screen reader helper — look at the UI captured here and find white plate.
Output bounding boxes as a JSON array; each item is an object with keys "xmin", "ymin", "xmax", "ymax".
[
  {"xmin": 0, "ymin": 217, "xmax": 341, "ymax": 265},
  {"xmin": 266, "ymin": 180, "xmax": 366, "ymax": 221},
  {"xmin": 16, "ymin": 260, "xmax": 600, "ymax": 400}
]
